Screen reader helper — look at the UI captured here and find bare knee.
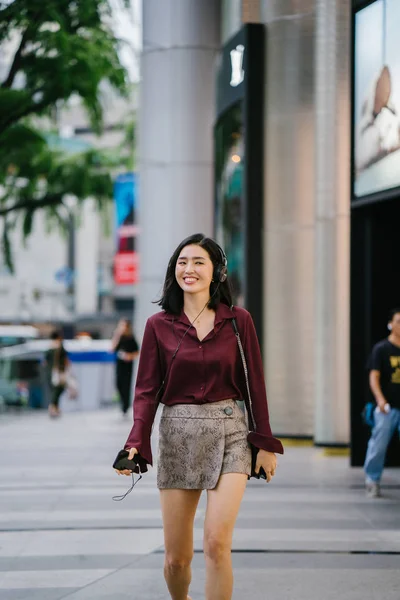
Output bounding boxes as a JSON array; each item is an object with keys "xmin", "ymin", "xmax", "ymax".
[
  {"xmin": 204, "ymin": 534, "xmax": 231, "ymax": 565},
  {"xmin": 164, "ymin": 552, "xmax": 193, "ymax": 575}
]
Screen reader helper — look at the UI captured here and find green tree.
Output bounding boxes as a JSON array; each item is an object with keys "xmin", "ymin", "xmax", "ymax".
[{"xmin": 0, "ymin": 0, "xmax": 133, "ymax": 269}]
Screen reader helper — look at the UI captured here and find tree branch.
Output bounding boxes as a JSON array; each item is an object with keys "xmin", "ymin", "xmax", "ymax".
[
  {"xmin": 0, "ymin": 97, "xmax": 50, "ymax": 136},
  {"xmin": 0, "ymin": 193, "xmax": 64, "ymax": 217},
  {"xmin": 1, "ymin": 27, "xmax": 30, "ymax": 89}
]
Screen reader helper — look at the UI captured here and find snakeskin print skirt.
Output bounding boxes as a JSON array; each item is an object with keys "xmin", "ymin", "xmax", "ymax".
[{"xmin": 157, "ymin": 398, "xmax": 251, "ymax": 489}]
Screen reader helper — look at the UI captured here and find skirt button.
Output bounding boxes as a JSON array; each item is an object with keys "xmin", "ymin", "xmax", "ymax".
[{"xmin": 224, "ymin": 406, "xmax": 233, "ymax": 416}]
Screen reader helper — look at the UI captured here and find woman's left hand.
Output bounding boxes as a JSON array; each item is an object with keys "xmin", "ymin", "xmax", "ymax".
[{"xmin": 255, "ymin": 450, "xmax": 277, "ymax": 483}]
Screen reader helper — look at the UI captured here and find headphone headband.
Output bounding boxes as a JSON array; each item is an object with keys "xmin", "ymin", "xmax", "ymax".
[
  {"xmin": 215, "ymin": 242, "xmax": 227, "ymax": 267},
  {"xmin": 212, "ymin": 240, "xmax": 228, "ymax": 283}
]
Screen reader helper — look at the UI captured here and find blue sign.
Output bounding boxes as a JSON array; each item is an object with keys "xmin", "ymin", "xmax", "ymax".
[
  {"xmin": 55, "ymin": 266, "xmax": 73, "ymax": 285},
  {"xmin": 114, "ymin": 173, "xmax": 136, "ymax": 229}
]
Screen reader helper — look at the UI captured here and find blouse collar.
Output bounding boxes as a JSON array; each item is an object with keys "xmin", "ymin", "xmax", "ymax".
[{"xmin": 164, "ymin": 302, "xmax": 234, "ymax": 325}]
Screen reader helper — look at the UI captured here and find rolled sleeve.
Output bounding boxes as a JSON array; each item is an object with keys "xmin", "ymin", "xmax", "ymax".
[
  {"xmin": 124, "ymin": 319, "xmax": 162, "ymax": 466},
  {"xmin": 243, "ymin": 313, "xmax": 284, "ymax": 455},
  {"xmin": 247, "ymin": 431, "xmax": 284, "ymax": 455}
]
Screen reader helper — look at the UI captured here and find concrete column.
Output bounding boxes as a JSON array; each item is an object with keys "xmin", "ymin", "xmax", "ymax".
[
  {"xmin": 136, "ymin": 0, "xmax": 220, "ymax": 335},
  {"xmin": 261, "ymin": 0, "xmax": 316, "ymax": 436},
  {"xmin": 221, "ymin": 0, "xmax": 242, "ymax": 43},
  {"xmin": 314, "ymin": 0, "xmax": 350, "ymax": 444}
]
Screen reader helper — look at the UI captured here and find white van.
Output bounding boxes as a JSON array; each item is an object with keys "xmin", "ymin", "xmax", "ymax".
[{"xmin": 0, "ymin": 325, "xmax": 39, "ymax": 349}]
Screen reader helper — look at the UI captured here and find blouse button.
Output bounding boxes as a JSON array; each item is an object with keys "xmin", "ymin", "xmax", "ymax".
[{"xmin": 199, "ymin": 345, "xmax": 202, "ymax": 349}]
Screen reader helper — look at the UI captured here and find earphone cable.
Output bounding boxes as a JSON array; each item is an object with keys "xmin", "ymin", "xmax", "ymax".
[{"xmin": 155, "ymin": 282, "xmax": 221, "ymax": 401}]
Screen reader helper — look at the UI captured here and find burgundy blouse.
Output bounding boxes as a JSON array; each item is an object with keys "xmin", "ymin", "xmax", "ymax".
[{"xmin": 124, "ymin": 303, "xmax": 283, "ymax": 470}]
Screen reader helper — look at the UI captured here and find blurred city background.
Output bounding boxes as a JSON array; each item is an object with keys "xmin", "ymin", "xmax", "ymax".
[{"xmin": 0, "ymin": 1, "xmax": 399, "ymax": 599}]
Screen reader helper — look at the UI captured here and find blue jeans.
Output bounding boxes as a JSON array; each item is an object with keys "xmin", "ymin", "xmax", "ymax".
[{"xmin": 364, "ymin": 407, "xmax": 400, "ymax": 483}]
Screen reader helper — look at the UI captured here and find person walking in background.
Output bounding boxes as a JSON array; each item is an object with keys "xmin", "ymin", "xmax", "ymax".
[
  {"xmin": 114, "ymin": 234, "xmax": 283, "ymax": 600},
  {"xmin": 364, "ymin": 308, "xmax": 400, "ymax": 498},
  {"xmin": 45, "ymin": 330, "xmax": 70, "ymax": 418},
  {"xmin": 111, "ymin": 319, "xmax": 139, "ymax": 416}
]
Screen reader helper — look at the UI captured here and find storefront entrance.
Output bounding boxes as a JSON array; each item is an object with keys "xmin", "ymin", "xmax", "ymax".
[{"xmin": 351, "ymin": 198, "xmax": 400, "ymax": 466}]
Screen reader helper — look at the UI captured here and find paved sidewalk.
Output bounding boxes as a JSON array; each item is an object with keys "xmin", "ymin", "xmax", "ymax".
[{"xmin": 0, "ymin": 408, "xmax": 399, "ymax": 600}]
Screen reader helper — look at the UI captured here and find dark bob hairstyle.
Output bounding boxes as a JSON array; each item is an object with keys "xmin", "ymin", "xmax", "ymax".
[{"xmin": 156, "ymin": 233, "xmax": 233, "ymax": 314}]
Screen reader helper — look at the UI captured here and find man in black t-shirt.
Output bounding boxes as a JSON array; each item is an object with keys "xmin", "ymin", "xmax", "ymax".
[
  {"xmin": 364, "ymin": 308, "xmax": 400, "ymax": 498},
  {"xmin": 111, "ymin": 319, "xmax": 139, "ymax": 415}
]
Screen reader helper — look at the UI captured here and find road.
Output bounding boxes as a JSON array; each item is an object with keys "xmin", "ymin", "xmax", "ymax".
[{"xmin": 0, "ymin": 408, "xmax": 399, "ymax": 599}]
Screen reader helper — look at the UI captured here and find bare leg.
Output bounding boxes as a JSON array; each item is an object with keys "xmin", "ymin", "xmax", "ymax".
[
  {"xmin": 203, "ymin": 473, "xmax": 248, "ymax": 600},
  {"xmin": 160, "ymin": 489, "xmax": 202, "ymax": 600}
]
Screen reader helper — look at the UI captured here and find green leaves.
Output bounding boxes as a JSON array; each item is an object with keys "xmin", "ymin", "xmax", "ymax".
[
  {"xmin": 0, "ymin": 140, "xmax": 117, "ymax": 269},
  {"xmin": 0, "ymin": 0, "xmax": 129, "ymax": 133},
  {"xmin": 22, "ymin": 209, "xmax": 34, "ymax": 239},
  {"xmin": 1, "ymin": 219, "xmax": 13, "ymax": 273},
  {"xmin": 0, "ymin": 0, "xmax": 135, "ymax": 270},
  {"xmin": 0, "ymin": 124, "xmax": 46, "ymax": 175}
]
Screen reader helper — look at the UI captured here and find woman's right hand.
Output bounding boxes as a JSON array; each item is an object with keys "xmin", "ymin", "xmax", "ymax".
[{"xmin": 114, "ymin": 447, "xmax": 138, "ymax": 476}]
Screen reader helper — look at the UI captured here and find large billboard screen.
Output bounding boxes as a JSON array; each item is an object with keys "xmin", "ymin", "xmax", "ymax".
[
  {"xmin": 354, "ymin": 0, "xmax": 400, "ymax": 198},
  {"xmin": 113, "ymin": 173, "xmax": 138, "ymax": 285}
]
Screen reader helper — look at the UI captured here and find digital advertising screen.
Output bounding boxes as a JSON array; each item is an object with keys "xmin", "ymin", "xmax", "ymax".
[
  {"xmin": 214, "ymin": 103, "xmax": 245, "ymax": 306},
  {"xmin": 113, "ymin": 172, "xmax": 138, "ymax": 285},
  {"xmin": 214, "ymin": 24, "xmax": 264, "ymax": 336},
  {"xmin": 354, "ymin": 0, "xmax": 400, "ymax": 199}
]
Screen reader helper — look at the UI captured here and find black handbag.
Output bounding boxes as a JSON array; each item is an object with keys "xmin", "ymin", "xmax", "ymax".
[{"xmin": 231, "ymin": 318, "xmax": 267, "ymax": 480}]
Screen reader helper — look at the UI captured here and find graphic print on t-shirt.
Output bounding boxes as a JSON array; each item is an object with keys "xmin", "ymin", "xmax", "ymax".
[
  {"xmin": 368, "ymin": 339, "xmax": 400, "ymax": 409},
  {"xmin": 389, "ymin": 356, "xmax": 400, "ymax": 383}
]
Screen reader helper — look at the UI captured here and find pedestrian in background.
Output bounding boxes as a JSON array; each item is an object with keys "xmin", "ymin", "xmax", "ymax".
[
  {"xmin": 115, "ymin": 233, "xmax": 283, "ymax": 600},
  {"xmin": 45, "ymin": 330, "xmax": 69, "ymax": 418},
  {"xmin": 111, "ymin": 319, "xmax": 139, "ymax": 416},
  {"xmin": 364, "ymin": 308, "xmax": 400, "ymax": 498}
]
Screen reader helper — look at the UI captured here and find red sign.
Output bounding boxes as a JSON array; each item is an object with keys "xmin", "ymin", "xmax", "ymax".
[{"xmin": 114, "ymin": 252, "xmax": 138, "ymax": 285}]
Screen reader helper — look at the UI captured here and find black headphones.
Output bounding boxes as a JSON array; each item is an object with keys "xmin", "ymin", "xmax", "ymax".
[{"xmin": 213, "ymin": 242, "xmax": 228, "ymax": 283}]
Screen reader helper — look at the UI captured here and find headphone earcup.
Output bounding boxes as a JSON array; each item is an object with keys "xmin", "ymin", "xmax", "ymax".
[
  {"xmin": 213, "ymin": 264, "xmax": 227, "ymax": 283},
  {"xmin": 213, "ymin": 264, "xmax": 221, "ymax": 283},
  {"xmin": 213, "ymin": 243, "xmax": 228, "ymax": 283},
  {"xmin": 219, "ymin": 265, "xmax": 227, "ymax": 283}
]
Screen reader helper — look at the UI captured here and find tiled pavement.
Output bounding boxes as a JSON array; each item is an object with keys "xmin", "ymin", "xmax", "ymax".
[{"xmin": 0, "ymin": 408, "xmax": 399, "ymax": 599}]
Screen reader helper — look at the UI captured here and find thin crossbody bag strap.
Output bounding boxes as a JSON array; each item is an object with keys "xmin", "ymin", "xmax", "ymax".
[{"xmin": 231, "ymin": 318, "xmax": 257, "ymax": 433}]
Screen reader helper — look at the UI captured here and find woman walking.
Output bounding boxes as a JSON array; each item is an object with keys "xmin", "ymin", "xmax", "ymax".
[
  {"xmin": 45, "ymin": 330, "xmax": 70, "ymax": 417},
  {"xmin": 115, "ymin": 233, "xmax": 283, "ymax": 600},
  {"xmin": 111, "ymin": 319, "xmax": 139, "ymax": 415}
]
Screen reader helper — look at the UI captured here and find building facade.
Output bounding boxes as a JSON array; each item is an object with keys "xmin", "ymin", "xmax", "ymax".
[{"xmin": 138, "ymin": 0, "xmax": 352, "ymax": 445}]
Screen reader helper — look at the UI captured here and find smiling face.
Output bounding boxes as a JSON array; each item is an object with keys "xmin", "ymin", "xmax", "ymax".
[{"xmin": 175, "ymin": 244, "xmax": 214, "ymax": 295}]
